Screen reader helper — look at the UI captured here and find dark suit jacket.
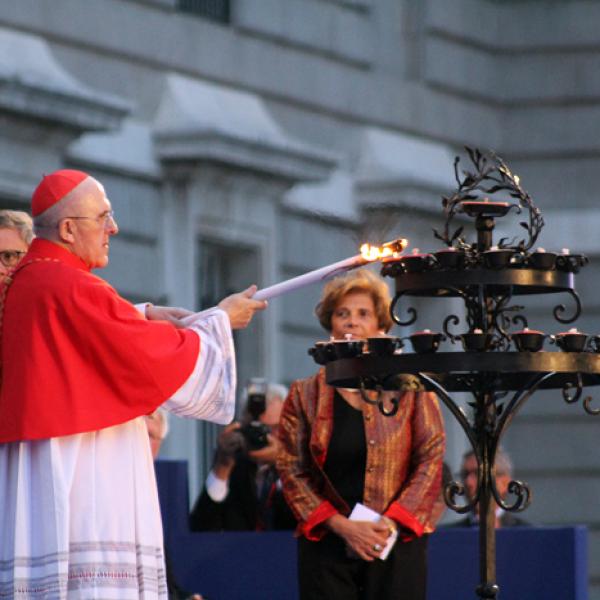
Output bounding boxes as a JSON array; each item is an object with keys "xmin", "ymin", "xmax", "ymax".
[{"xmin": 189, "ymin": 456, "xmax": 296, "ymax": 532}]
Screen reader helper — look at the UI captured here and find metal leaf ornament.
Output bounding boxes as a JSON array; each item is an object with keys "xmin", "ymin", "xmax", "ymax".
[{"xmin": 434, "ymin": 147, "xmax": 544, "ymax": 253}]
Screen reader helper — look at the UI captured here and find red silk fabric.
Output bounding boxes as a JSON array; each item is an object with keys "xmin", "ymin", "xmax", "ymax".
[{"xmin": 0, "ymin": 239, "xmax": 199, "ymax": 442}]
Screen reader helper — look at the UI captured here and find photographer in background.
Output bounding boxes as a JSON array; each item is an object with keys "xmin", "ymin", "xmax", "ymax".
[{"xmin": 190, "ymin": 381, "xmax": 296, "ymax": 532}]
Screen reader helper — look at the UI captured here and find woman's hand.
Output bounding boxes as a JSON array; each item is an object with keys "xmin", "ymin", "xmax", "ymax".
[{"xmin": 325, "ymin": 515, "xmax": 389, "ymax": 561}]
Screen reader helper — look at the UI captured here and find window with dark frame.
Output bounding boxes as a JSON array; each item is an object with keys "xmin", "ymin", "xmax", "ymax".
[
  {"xmin": 195, "ymin": 237, "xmax": 262, "ymax": 484},
  {"xmin": 176, "ymin": 0, "xmax": 230, "ymax": 23}
]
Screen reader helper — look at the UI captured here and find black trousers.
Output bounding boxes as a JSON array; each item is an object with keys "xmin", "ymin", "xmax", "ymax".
[{"xmin": 297, "ymin": 533, "xmax": 428, "ymax": 600}]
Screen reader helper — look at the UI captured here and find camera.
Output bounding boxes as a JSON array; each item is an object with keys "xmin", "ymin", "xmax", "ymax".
[{"xmin": 238, "ymin": 378, "xmax": 270, "ymax": 451}]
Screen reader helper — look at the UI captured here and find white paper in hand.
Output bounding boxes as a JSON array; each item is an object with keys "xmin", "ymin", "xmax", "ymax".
[{"xmin": 349, "ymin": 503, "xmax": 398, "ymax": 560}]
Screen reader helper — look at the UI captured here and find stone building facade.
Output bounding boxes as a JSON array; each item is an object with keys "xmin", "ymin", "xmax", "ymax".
[{"xmin": 1, "ymin": 0, "xmax": 599, "ymax": 594}]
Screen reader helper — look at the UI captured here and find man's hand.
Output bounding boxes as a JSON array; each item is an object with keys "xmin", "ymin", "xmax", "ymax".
[
  {"xmin": 325, "ymin": 515, "xmax": 389, "ymax": 561},
  {"xmin": 213, "ymin": 422, "xmax": 244, "ymax": 479},
  {"xmin": 218, "ymin": 285, "xmax": 267, "ymax": 330},
  {"xmin": 248, "ymin": 433, "xmax": 279, "ymax": 466},
  {"xmin": 145, "ymin": 305, "xmax": 193, "ymax": 328}
]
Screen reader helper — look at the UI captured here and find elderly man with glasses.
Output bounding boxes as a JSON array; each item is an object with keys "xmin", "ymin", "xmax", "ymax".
[
  {"xmin": 450, "ymin": 447, "xmax": 529, "ymax": 528},
  {"xmin": 0, "ymin": 170, "xmax": 267, "ymax": 599},
  {"xmin": 0, "ymin": 209, "xmax": 33, "ymax": 276}
]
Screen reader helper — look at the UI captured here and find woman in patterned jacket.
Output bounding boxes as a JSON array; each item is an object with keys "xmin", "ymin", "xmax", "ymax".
[{"xmin": 277, "ymin": 269, "xmax": 445, "ymax": 600}]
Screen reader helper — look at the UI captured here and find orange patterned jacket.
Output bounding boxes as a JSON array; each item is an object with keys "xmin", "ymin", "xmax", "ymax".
[{"xmin": 277, "ymin": 369, "xmax": 445, "ymax": 541}]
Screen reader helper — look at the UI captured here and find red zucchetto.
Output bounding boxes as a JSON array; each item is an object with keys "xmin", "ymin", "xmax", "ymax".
[{"xmin": 31, "ymin": 169, "xmax": 90, "ymax": 217}]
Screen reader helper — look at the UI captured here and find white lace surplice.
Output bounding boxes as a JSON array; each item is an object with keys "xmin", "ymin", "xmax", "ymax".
[{"xmin": 0, "ymin": 308, "xmax": 235, "ymax": 599}]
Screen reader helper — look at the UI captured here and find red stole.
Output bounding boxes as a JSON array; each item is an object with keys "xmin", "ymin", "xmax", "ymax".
[{"xmin": 0, "ymin": 239, "xmax": 200, "ymax": 442}]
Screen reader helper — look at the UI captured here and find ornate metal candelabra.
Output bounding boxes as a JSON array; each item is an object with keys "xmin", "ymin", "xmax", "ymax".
[{"xmin": 309, "ymin": 148, "xmax": 600, "ymax": 599}]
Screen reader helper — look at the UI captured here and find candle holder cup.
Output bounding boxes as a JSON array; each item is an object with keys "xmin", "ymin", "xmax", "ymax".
[
  {"xmin": 308, "ymin": 342, "xmax": 336, "ymax": 365},
  {"xmin": 409, "ymin": 330, "xmax": 445, "ymax": 354},
  {"xmin": 552, "ymin": 330, "xmax": 589, "ymax": 353},
  {"xmin": 434, "ymin": 248, "xmax": 466, "ymax": 269},
  {"xmin": 368, "ymin": 336, "xmax": 403, "ymax": 356},
  {"xmin": 399, "ymin": 253, "xmax": 436, "ymax": 273},
  {"xmin": 460, "ymin": 331, "xmax": 494, "ymax": 352},
  {"xmin": 483, "ymin": 248, "xmax": 515, "ymax": 269},
  {"xmin": 331, "ymin": 339, "xmax": 366, "ymax": 359},
  {"xmin": 511, "ymin": 329, "xmax": 547, "ymax": 352},
  {"xmin": 528, "ymin": 251, "xmax": 557, "ymax": 270}
]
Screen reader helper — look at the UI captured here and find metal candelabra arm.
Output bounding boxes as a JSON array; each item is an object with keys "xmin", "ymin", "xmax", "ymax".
[
  {"xmin": 444, "ymin": 479, "xmax": 479, "ymax": 514},
  {"xmin": 553, "ymin": 289, "xmax": 582, "ymax": 324},
  {"xmin": 358, "ymin": 379, "xmax": 400, "ymax": 417},
  {"xmin": 562, "ymin": 373, "xmax": 600, "ymax": 415}
]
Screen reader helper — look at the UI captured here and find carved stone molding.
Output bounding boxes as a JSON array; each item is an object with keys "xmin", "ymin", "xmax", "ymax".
[
  {"xmin": 153, "ymin": 74, "xmax": 336, "ymax": 185},
  {"xmin": 0, "ymin": 27, "xmax": 129, "ymax": 133}
]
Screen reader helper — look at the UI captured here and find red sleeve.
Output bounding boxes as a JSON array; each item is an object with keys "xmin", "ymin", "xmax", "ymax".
[
  {"xmin": 384, "ymin": 504, "xmax": 425, "ymax": 540},
  {"xmin": 276, "ymin": 379, "xmax": 338, "ymax": 540},
  {"xmin": 0, "ymin": 264, "xmax": 200, "ymax": 442},
  {"xmin": 301, "ymin": 501, "xmax": 339, "ymax": 541}
]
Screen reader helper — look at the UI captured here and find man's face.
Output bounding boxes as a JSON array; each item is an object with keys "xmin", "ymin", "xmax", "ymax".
[
  {"xmin": 66, "ymin": 180, "xmax": 118, "ymax": 269},
  {"xmin": 0, "ymin": 227, "xmax": 29, "ymax": 277},
  {"xmin": 461, "ymin": 454, "xmax": 479, "ymax": 502},
  {"xmin": 259, "ymin": 398, "xmax": 283, "ymax": 435},
  {"xmin": 461, "ymin": 454, "xmax": 511, "ymax": 502}
]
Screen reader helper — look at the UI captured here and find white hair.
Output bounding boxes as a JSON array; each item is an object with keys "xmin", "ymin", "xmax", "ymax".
[
  {"xmin": 0, "ymin": 210, "xmax": 34, "ymax": 245},
  {"xmin": 266, "ymin": 383, "xmax": 288, "ymax": 404}
]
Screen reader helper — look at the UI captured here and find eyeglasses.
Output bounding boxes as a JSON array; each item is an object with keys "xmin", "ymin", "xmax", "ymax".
[
  {"xmin": 0, "ymin": 250, "xmax": 26, "ymax": 268},
  {"xmin": 65, "ymin": 210, "xmax": 116, "ymax": 229}
]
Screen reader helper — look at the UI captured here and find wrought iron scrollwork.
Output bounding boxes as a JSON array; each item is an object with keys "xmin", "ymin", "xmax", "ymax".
[
  {"xmin": 562, "ymin": 373, "xmax": 583, "ymax": 404},
  {"xmin": 390, "ymin": 291, "xmax": 417, "ymax": 326},
  {"xmin": 495, "ymin": 373, "xmax": 557, "ymax": 440},
  {"xmin": 583, "ymin": 395, "xmax": 600, "ymax": 416},
  {"xmin": 433, "ymin": 147, "xmax": 544, "ymax": 253},
  {"xmin": 444, "ymin": 479, "xmax": 477, "ymax": 515},
  {"xmin": 443, "ymin": 314, "xmax": 461, "ymax": 340},
  {"xmin": 562, "ymin": 374, "xmax": 600, "ymax": 415},
  {"xmin": 417, "ymin": 373, "xmax": 476, "ymax": 448},
  {"xmin": 358, "ymin": 379, "xmax": 400, "ymax": 417},
  {"xmin": 511, "ymin": 314, "xmax": 528, "ymax": 329},
  {"xmin": 553, "ymin": 289, "xmax": 582, "ymax": 324},
  {"xmin": 492, "ymin": 478, "xmax": 531, "ymax": 513},
  {"xmin": 489, "ymin": 288, "xmax": 528, "ymax": 349}
]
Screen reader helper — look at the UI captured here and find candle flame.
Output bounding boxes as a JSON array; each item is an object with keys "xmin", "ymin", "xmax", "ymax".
[{"xmin": 360, "ymin": 238, "xmax": 408, "ymax": 261}]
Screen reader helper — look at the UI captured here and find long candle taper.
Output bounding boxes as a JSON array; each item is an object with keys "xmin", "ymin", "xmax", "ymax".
[
  {"xmin": 253, "ymin": 238, "xmax": 407, "ymax": 301},
  {"xmin": 254, "ymin": 256, "xmax": 365, "ymax": 301}
]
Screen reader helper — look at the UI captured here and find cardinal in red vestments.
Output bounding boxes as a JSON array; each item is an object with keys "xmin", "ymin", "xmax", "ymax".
[{"xmin": 0, "ymin": 170, "xmax": 266, "ymax": 599}]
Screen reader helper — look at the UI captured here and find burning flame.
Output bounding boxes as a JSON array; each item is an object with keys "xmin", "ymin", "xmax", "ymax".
[{"xmin": 360, "ymin": 238, "xmax": 408, "ymax": 262}]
